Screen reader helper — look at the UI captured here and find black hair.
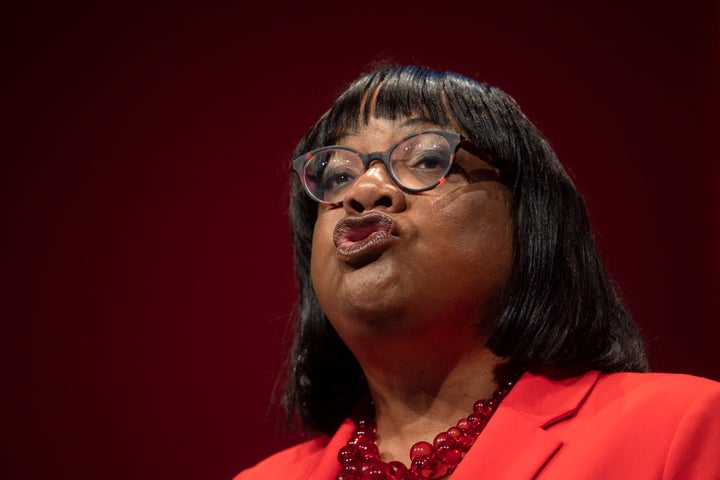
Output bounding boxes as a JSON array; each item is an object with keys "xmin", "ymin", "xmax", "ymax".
[{"xmin": 281, "ymin": 65, "xmax": 648, "ymax": 435}]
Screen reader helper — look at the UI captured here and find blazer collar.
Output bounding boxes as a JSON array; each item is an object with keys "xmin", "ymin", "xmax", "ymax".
[
  {"xmin": 451, "ymin": 370, "xmax": 601, "ymax": 479},
  {"xmin": 309, "ymin": 419, "xmax": 356, "ymax": 480},
  {"xmin": 312, "ymin": 371, "xmax": 601, "ymax": 480}
]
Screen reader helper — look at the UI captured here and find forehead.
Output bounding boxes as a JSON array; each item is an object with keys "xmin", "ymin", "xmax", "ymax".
[{"xmin": 335, "ymin": 117, "xmax": 453, "ymax": 150}]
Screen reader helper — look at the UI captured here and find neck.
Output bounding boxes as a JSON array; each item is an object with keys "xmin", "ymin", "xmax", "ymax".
[{"xmin": 353, "ymin": 338, "xmax": 509, "ymax": 463}]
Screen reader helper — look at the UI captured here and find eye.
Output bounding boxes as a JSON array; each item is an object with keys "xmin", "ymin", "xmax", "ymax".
[
  {"xmin": 407, "ymin": 151, "xmax": 450, "ymax": 172},
  {"xmin": 321, "ymin": 166, "xmax": 358, "ymax": 193},
  {"xmin": 307, "ymin": 149, "xmax": 363, "ymax": 196}
]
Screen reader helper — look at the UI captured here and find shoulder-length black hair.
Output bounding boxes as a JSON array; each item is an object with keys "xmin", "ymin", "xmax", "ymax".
[{"xmin": 281, "ymin": 64, "xmax": 648, "ymax": 435}]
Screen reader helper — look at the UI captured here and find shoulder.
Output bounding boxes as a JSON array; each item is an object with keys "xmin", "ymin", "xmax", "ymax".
[
  {"xmin": 592, "ymin": 371, "xmax": 720, "ymax": 435},
  {"xmin": 511, "ymin": 371, "xmax": 720, "ymax": 478},
  {"xmin": 591, "ymin": 371, "xmax": 720, "ymax": 409},
  {"xmin": 559, "ymin": 371, "xmax": 720, "ymax": 426},
  {"xmin": 233, "ymin": 436, "xmax": 328, "ymax": 480},
  {"xmin": 506, "ymin": 369, "xmax": 720, "ymax": 424},
  {"xmin": 233, "ymin": 419, "xmax": 356, "ymax": 480},
  {"xmin": 598, "ymin": 370, "xmax": 720, "ymax": 389},
  {"xmin": 587, "ymin": 372, "xmax": 720, "ymax": 478}
]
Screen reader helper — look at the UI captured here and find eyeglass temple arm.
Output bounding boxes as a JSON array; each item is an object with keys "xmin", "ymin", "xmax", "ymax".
[{"xmin": 459, "ymin": 139, "xmax": 493, "ymax": 164}]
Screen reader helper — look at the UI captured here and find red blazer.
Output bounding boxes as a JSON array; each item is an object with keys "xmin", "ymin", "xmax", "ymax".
[{"xmin": 235, "ymin": 371, "xmax": 720, "ymax": 479}]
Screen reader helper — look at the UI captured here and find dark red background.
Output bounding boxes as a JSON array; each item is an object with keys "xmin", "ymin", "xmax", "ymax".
[{"xmin": 6, "ymin": 2, "xmax": 718, "ymax": 480}]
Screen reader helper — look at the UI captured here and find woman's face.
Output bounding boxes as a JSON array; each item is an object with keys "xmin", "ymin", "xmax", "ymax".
[{"xmin": 310, "ymin": 116, "xmax": 514, "ymax": 348}]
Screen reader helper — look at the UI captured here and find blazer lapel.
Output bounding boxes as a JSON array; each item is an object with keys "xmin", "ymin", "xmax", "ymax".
[
  {"xmin": 311, "ymin": 371, "xmax": 601, "ymax": 479},
  {"xmin": 308, "ymin": 419, "xmax": 355, "ymax": 480},
  {"xmin": 450, "ymin": 370, "xmax": 601, "ymax": 479}
]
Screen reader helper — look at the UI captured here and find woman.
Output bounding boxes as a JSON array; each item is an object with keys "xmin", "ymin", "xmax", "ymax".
[{"xmin": 236, "ymin": 65, "xmax": 720, "ymax": 479}]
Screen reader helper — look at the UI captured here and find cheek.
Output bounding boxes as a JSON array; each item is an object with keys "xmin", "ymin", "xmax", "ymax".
[
  {"xmin": 310, "ymin": 213, "xmax": 337, "ymax": 284},
  {"xmin": 425, "ymin": 193, "xmax": 514, "ymax": 279}
]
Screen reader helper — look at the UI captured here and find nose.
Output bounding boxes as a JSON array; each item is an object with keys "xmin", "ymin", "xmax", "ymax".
[{"xmin": 342, "ymin": 160, "xmax": 407, "ymax": 214}]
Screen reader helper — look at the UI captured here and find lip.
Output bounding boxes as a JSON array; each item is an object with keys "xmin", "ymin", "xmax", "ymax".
[{"xmin": 333, "ymin": 212, "xmax": 399, "ymax": 267}]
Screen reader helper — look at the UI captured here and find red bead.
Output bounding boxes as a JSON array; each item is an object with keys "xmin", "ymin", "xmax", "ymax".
[
  {"xmin": 456, "ymin": 417, "xmax": 470, "ymax": 433},
  {"xmin": 459, "ymin": 433, "xmax": 476, "ymax": 449},
  {"xmin": 388, "ymin": 460, "xmax": 408, "ymax": 476},
  {"xmin": 432, "ymin": 431, "xmax": 455, "ymax": 449},
  {"xmin": 464, "ymin": 414, "xmax": 482, "ymax": 435},
  {"xmin": 412, "ymin": 455, "xmax": 437, "ymax": 478},
  {"xmin": 473, "ymin": 399, "xmax": 493, "ymax": 417},
  {"xmin": 409, "ymin": 441, "xmax": 433, "ymax": 460},
  {"xmin": 340, "ymin": 462, "xmax": 359, "ymax": 479},
  {"xmin": 393, "ymin": 471, "xmax": 416, "ymax": 480},
  {"xmin": 355, "ymin": 436, "xmax": 379, "ymax": 460},
  {"xmin": 365, "ymin": 459, "xmax": 389, "ymax": 479},
  {"xmin": 338, "ymin": 445, "xmax": 357, "ymax": 463},
  {"xmin": 446, "ymin": 427, "xmax": 463, "ymax": 442},
  {"xmin": 355, "ymin": 428, "xmax": 369, "ymax": 437},
  {"xmin": 437, "ymin": 445, "xmax": 463, "ymax": 466}
]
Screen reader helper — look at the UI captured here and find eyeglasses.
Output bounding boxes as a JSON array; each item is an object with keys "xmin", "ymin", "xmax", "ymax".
[{"xmin": 291, "ymin": 130, "xmax": 492, "ymax": 206}]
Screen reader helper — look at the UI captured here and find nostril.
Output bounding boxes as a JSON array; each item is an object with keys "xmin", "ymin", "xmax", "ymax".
[
  {"xmin": 348, "ymin": 198, "xmax": 365, "ymax": 213},
  {"xmin": 375, "ymin": 196, "xmax": 392, "ymax": 208},
  {"xmin": 347, "ymin": 195, "xmax": 393, "ymax": 213}
]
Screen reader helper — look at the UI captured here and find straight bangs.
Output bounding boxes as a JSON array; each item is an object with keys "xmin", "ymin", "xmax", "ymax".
[{"xmin": 303, "ymin": 66, "xmax": 456, "ymax": 152}]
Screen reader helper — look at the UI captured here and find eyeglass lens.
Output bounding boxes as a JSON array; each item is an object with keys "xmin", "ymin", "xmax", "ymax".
[{"xmin": 301, "ymin": 132, "xmax": 454, "ymax": 204}]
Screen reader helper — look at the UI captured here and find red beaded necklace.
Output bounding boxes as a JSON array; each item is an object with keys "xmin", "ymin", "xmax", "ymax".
[{"xmin": 336, "ymin": 371, "xmax": 522, "ymax": 480}]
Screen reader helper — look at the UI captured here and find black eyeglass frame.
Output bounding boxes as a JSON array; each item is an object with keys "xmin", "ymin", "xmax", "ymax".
[{"xmin": 291, "ymin": 129, "xmax": 493, "ymax": 207}]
